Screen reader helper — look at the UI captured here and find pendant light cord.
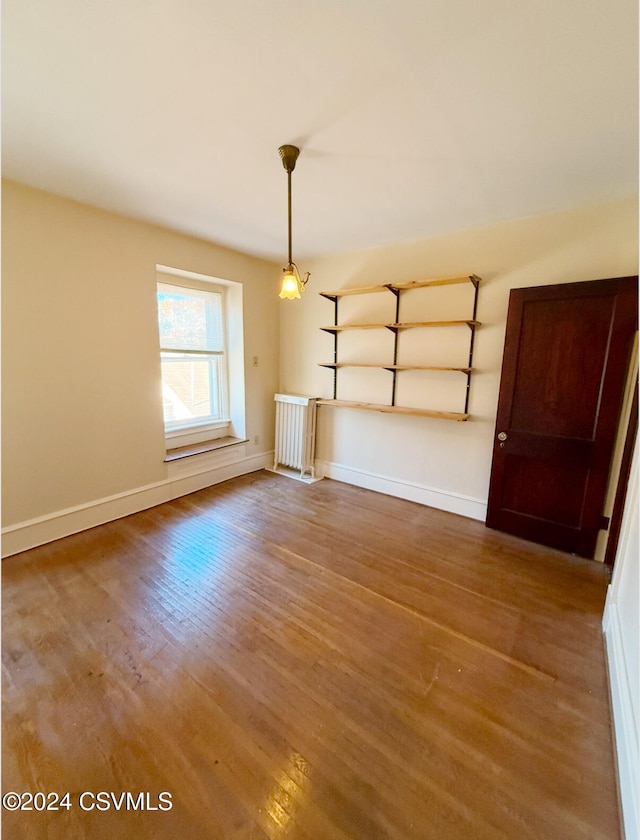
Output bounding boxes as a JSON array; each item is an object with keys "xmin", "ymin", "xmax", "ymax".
[{"xmin": 287, "ymin": 168, "xmax": 293, "ymax": 266}]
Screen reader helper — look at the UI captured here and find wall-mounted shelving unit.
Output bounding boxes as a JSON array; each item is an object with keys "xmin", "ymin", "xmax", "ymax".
[{"xmin": 318, "ymin": 274, "xmax": 481, "ymax": 420}]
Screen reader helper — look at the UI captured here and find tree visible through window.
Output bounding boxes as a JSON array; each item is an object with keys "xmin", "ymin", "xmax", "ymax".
[{"xmin": 157, "ymin": 281, "xmax": 228, "ymax": 429}]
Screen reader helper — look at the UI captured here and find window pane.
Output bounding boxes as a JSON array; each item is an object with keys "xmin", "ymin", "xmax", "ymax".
[
  {"xmin": 157, "ymin": 284, "xmax": 223, "ymax": 351},
  {"xmin": 161, "ymin": 354, "xmax": 220, "ymax": 423}
]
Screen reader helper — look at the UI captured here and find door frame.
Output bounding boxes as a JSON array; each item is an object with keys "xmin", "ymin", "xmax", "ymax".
[{"xmin": 604, "ymin": 378, "xmax": 638, "ymax": 568}]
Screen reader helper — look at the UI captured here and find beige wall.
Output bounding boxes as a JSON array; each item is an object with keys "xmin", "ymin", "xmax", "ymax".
[
  {"xmin": 3, "ymin": 182, "xmax": 637, "ymax": 552},
  {"xmin": 2, "ymin": 180, "xmax": 280, "ymax": 540},
  {"xmin": 280, "ymin": 199, "xmax": 638, "ymax": 520}
]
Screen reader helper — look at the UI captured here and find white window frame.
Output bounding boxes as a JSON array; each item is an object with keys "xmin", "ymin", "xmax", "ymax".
[{"xmin": 156, "ymin": 266, "xmax": 245, "ymax": 450}]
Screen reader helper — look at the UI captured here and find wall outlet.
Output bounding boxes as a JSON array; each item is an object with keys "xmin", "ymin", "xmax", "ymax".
[{"xmin": 252, "ymin": 356, "xmax": 259, "ymax": 367}]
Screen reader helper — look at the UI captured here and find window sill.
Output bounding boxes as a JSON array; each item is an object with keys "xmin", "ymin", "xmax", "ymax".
[{"xmin": 164, "ymin": 436, "xmax": 248, "ymax": 463}]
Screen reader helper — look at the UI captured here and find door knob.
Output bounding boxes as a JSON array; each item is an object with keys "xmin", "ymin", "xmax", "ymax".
[{"xmin": 497, "ymin": 432, "xmax": 508, "ymax": 441}]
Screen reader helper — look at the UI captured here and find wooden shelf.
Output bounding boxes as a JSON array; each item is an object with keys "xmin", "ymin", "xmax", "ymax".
[
  {"xmin": 320, "ymin": 274, "xmax": 480, "ymax": 300},
  {"xmin": 321, "ymin": 323, "xmax": 389, "ymax": 332},
  {"xmin": 319, "ymin": 274, "xmax": 481, "ymax": 418},
  {"xmin": 319, "ymin": 284, "xmax": 390, "ymax": 299},
  {"xmin": 392, "ymin": 319, "xmax": 480, "ymax": 330},
  {"xmin": 317, "ymin": 399, "xmax": 470, "ymax": 421},
  {"xmin": 318, "ymin": 363, "xmax": 471, "ymax": 373},
  {"xmin": 321, "ymin": 319, "xmax": 481, "ymax": 333}
]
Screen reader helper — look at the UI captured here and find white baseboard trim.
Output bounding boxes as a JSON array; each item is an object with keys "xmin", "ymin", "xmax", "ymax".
[
  {"xmin": 2, "ymin": 450, "xmax": 272, "ymax": 558},
  {"xmin": 603, "ymin": 590, "xmax": 638, "ymax": 840},
  {"xmin": 316, "ymin": 459, "xmax": 487, "ymax": 521}
]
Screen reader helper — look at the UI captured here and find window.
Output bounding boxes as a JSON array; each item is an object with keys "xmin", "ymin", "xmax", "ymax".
[
  {"xmin": 158, "ymin": 281, "xmax": 228, "ymax": 430},
  {"xmin": 156, "ymin": 267, "xmax": 245, "ymax": 452}
]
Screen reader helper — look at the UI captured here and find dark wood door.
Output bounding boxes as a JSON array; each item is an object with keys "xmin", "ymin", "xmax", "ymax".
[{"xmin": 486, "ymin": 276, "xmax": 638, "ymax": 558}]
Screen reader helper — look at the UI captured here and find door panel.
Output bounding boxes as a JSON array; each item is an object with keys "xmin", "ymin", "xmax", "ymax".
[
  {"xmin": 486, "ymin": 276, "xmax": 638, "ymax": 558},
  {"xmin": 510, "ymin": 296, "xmax": 613, "ymax": 438},
  {"xmin": 501, "ymin": 455, "xmax": 586, "ymax": 525}
]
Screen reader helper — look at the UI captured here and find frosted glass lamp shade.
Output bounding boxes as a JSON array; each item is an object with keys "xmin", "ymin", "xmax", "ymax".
[{"xmin": 279, "ymin": 267, "xmax": 301, "ymax": 300}]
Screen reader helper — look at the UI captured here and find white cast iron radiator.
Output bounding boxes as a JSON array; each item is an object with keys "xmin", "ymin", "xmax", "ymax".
[{"xmin": 272, "ymin": 394, "xmax": 319, "ymax": 482}]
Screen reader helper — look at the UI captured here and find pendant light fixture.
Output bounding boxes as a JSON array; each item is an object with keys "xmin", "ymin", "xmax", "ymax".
[{"xmin": 278, "ymin": 144, "xmax": 310, "ymax": 299}]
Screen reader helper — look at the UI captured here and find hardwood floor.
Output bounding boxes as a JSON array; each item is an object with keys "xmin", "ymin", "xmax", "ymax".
[{"xmin": 2, "ymin": 471, "xmax": 620, "ymax": 839}]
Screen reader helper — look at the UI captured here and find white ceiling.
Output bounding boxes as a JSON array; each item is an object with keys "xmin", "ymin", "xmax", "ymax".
[{"xmin": 2, "ymin": 0, "xmax": 638, "ymax": 261}]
